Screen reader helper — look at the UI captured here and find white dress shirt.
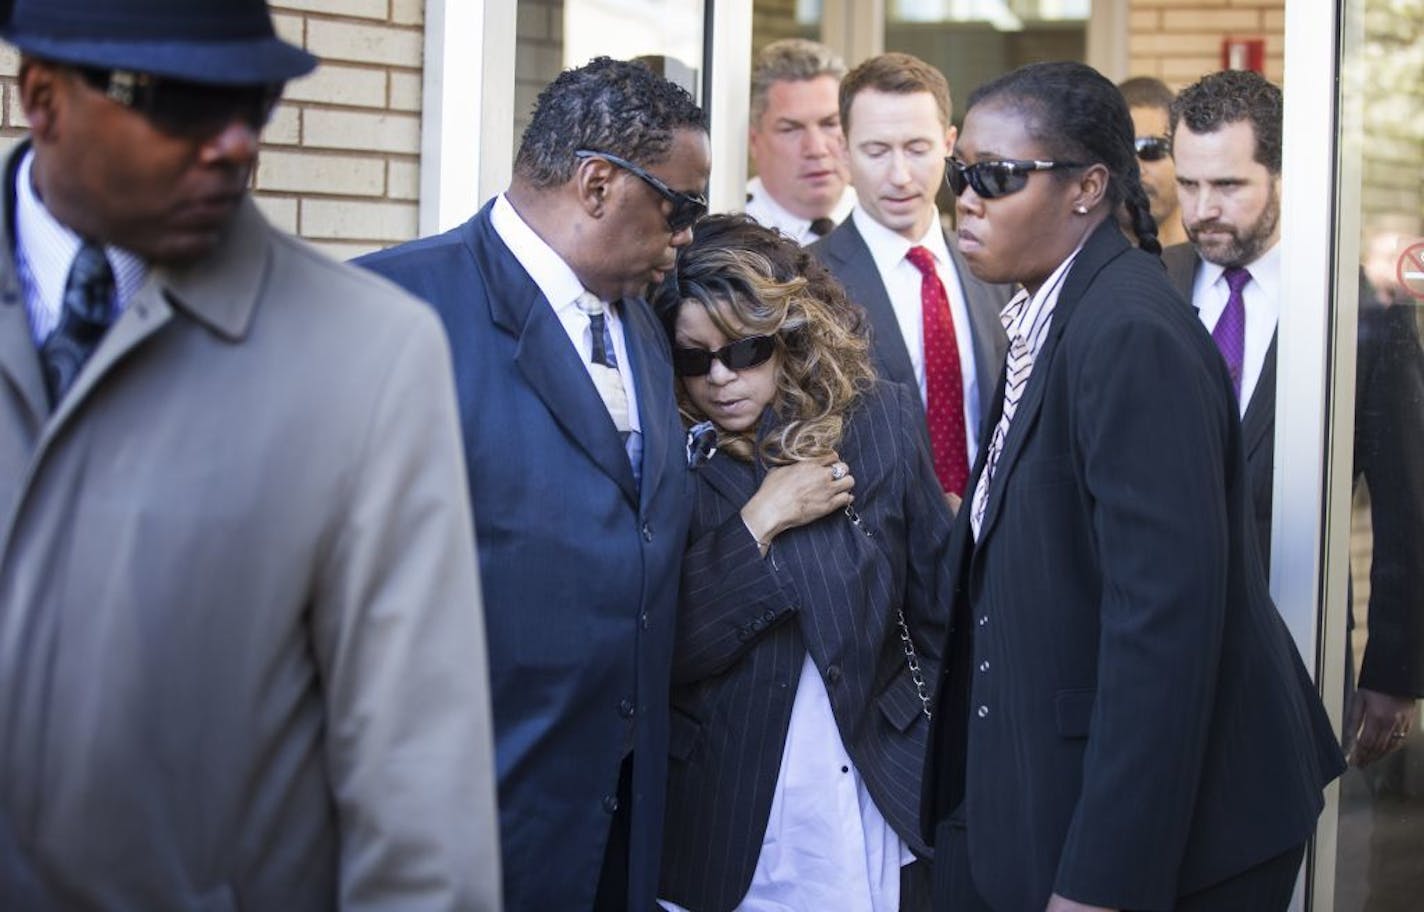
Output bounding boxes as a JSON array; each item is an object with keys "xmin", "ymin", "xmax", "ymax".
[
  {"xmin": 490, "ymin": 193, "xmax": 640, "ymax": 433},
  {"xmin": 853, "ymin": 204, "xmax": 982, "ymax": 467},
  {"xmin": 660, "ymin": 654, "xmax": 911, "ymax": 912},
  {"xmin": 15, "ymin": 149, "xmax": 148, "ymax": 347},
  {"xmin": 744, "ymin": 176, "xmax": 857, "ymax": 247},
  {"xmin": 1191, "ymin": 242, "xmax": 1281, "ymax": 418}
]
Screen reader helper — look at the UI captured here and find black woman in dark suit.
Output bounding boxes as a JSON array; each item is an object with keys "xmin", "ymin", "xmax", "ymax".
[
  {"xmin": 652, "ymin": 214, "xmax": 953, "ymax": 912},
  {"xmin": 920, "ymin": 61, "xmax": 1344, "ymax": 912}
]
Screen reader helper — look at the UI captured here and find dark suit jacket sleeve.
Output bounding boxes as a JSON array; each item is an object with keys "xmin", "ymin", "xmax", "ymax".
[
  {"xmin": 1355, "ymin": 298, "xmax": 1424, "ymax": 697},
  {"xmin": 673, "ymin": 494, "xmax": 801, "ymax": 685},
  {"xmin": 1052, "ymin": 306, "xmax": 1237, "ymax": 909}
]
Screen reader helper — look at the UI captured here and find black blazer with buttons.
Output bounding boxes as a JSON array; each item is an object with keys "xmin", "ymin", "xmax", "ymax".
[
  {"xmin": 659, "ymin": 381, "xmax": 954, "ymax": 912},
  {"xmin": 921, "ymin": 220, "xmax": 1344, "ymax": 911}
]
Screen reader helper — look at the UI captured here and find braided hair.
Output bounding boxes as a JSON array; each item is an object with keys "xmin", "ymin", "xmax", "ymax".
[{"xmin": 967, "ymin": 61, "xmax": 1161, "ymax": 255}]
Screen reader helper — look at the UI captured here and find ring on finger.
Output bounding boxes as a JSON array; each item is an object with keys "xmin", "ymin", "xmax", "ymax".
[{"xmin": 830, "ymin": 462, "xmax": 847, "ymax": 481}]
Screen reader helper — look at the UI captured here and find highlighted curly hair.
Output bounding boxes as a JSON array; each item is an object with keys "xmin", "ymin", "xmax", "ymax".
[{"xmin": 652, "ymin": 214, "xmax": 875, "ymax": 464}]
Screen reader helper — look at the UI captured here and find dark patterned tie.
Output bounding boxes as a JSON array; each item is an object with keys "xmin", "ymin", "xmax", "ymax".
[
  {"xmin": 808, "ymin": 217, "xmax": 835, "ymax": 237},
  {"xmin": 1214, "ymin": 266, "xmax": 1250, "ymax": 400},
  {"xmin": 41, "ymin": 242, "xmax": 116, "ymax": 406},
  {"xmin": 579, "ymin": 293, "xmax": 643, "ymax": 488},
  {"xmin": 906, "ymin": 245, "xmax": 969, "ymax": 495}
]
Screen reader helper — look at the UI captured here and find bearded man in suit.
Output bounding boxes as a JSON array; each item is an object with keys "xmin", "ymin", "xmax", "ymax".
[{"xmin": 1165, "ymin": 70, "xmax": 1424, "ymax": 767}]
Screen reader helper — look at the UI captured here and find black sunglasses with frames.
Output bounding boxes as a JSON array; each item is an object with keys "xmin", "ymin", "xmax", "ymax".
[
  {"xmin": 1135, "ymin": 135, "xmax": 1172, "ymax": 162},
  {"xmin": 574, "ymin": 149, "xmax": 708, "ymax": 233},
  {"xmin": 945, "ymin": 158, "xmax": 1085, "ymax": 200},
  {"xmin": 78, "ymin": 67, "xmax": 282, "ymax": 138},
  {"xmin": 672, "ymin": 335, "xmax": 777, "ymax": 378}
]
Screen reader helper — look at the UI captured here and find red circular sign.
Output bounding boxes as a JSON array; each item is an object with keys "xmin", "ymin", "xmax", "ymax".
[{"xmin": 1397, "ymin": 242, "xmax": 1424, "ymax": 301}]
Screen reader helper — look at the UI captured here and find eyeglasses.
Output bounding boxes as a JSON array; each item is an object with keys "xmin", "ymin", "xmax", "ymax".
[
  {"xmin": 945, "ymin": 158, "xmax": 1084, "ymax": 200},
  {"xmin": 78, "ymin": 67, "xmax": 282, "ymax": 138},
  {"xmin": 574, "ymin": 149, "xmax": 708, "ymax": 233},
  {"xmin": 1135, "ymin": 135, "xmax": 1172, "ymax": 162},
  {"xmin": 672, "ymin": 335, "xmax": 777, "ymax": 377}
]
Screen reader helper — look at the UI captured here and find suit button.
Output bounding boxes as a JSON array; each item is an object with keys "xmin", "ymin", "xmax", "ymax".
[
  {"xmin": 639, "ymin": 612, "xmax": 649, "ymax": 630},
  {"xmin": 603, "ymin": 794, "xmax": 620, "ymax": 814},
  {"xmin": 978, "ymin": 615, "xmax": 989, "ymax": 627},
  {"xmin": 978, "ymin": 660, "xmax": 990, "ymax": 672},
  {"xmin": 826, "ymin": 664, "xmax": 842, "ymax": 684},
  {"xmin": 641, "ymin": 523, "xmax": 653, "ymax": 542},
  {"xmin": 618, "ymin": 698, "xmax": 635, "ymax": 719},
  {"xmin": 977, "ymin": 705, "xmax": 989, "ymax": 718}
]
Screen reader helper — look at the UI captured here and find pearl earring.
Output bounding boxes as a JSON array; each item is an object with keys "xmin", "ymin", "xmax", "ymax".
[{"xmin": 1074, "ymin": 205, "xmax": 1088, "ymax": 214}]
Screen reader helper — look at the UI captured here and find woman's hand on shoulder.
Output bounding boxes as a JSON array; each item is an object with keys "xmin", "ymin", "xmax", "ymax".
[{"xmin": 740, "ymin": 453, "xmax": 855, "ymax": 552}]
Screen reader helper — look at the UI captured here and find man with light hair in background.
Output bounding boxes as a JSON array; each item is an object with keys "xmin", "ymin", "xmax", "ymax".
[
  {"xmin": 1118, "ymin": 75, "xmax": 1189, "ymax": 247},
  {"xmin": 745, "ymin": 38, "xmax": 856, "ymax": 245}
]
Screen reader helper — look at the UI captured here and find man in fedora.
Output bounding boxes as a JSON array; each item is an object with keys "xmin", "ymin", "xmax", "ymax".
[{"xmin": 0, "ymin": 1, "xmax": 501, "ymax": 909}]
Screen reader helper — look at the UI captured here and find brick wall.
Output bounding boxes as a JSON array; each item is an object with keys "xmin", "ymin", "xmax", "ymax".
[
  {"xmin": 0, "ymin": 1, "xmax": 425, "ymax": 261},
  {"xmin": 261, "ymin": 1, "xmax": 424, "ymax": 259},
  {"xmin": 1128, "ymin": 0, "xmax": 1284, "ymax": 89}
]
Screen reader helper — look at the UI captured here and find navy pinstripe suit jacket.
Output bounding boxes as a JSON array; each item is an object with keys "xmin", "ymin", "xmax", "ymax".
[{"xmin": 658, "ymin": 380, "xmax": 954, "ymax": 912}]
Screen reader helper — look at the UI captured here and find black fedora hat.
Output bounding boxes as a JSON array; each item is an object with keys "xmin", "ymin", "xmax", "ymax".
[{"xmin": 1, "ymin": 0, "xmax": 317, "ymax": 86}]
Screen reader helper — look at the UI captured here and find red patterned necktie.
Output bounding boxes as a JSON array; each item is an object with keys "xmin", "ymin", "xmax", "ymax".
[{"xmin": 906, "ymin": 245, "xmax": 969, "ymax": 495}]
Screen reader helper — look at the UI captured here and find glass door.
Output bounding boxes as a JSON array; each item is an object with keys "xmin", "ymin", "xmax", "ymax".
[{"xmin": 1322, "ymin": 1, "xmax": 1424, "ymax": 908}]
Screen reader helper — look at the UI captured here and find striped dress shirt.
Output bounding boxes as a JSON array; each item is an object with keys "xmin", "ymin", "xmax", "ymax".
[{"xmin": 971, "ymin": 247, "xmax": 1081, "ymax": 540}]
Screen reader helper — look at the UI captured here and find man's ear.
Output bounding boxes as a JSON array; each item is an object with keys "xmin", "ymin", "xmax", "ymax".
[
  {"xmin": 574, "ymin": 155, "xmax": 614, "ymax": 219},
  {"xmin": 18, "ymin": 58, "xmax": 63, "ymax": 142},
  {"xmin": 943, "ymin": 123, "xmax": 958, "ymax": 157}
]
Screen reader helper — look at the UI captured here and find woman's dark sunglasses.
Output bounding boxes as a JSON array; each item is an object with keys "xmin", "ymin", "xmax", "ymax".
[
  {"xmin": 574, "ymin": 149, "xmax": 708, "ymax": 233},
  {"xmin": 944, "ymin": 158, "xmax": 1084, "ymax": 200},
  {"xmin": 1135, "ymin": 135, "xmax": 1172, "ymax": 162},
  {"xmin": 672, "ymin": 335, "xmax": 777, "ymax": 377},
  {"xmin": 78, "ymin": 67, "xmax": 281, "ymax": 138}
]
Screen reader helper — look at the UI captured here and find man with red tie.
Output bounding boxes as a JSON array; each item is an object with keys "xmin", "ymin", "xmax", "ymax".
[{"xmin": 812, "ymin": 52, "xmax": 1009, "ymax": 504}]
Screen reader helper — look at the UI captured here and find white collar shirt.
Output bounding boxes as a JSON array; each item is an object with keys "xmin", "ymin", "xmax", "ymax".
[
  {"xmin": 490, "ymin": 193, "xmax": 640, "ymax": 432},
  {"xmin": 15, "ymin": 149, "xmax": 149, "ymax": 347},
  {"xmin": 659, "ymin": 655, "xmax": 911, "ymax": 912},
  {"xmin": 853, "ymin": 203, "xmax": 981, "ymax": 466},
  {"xmin": 744, "ymin": 176, "xmax": 857, "ymax": 247},
  {"xmin": 1191, "ymin": 241, "xmax": 1281, "ymax": 418}
]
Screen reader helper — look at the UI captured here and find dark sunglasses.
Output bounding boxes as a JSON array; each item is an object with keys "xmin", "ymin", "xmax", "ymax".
[
  {"xmin": 672, "ymin": 335, "xmax": 777, "ymax": 377},
  {"xmin": 78, "ymin": 67, "xmax": 282, "ymax": 138},
  {"xmin": 574, "ymin": 149, "xmax": 708, "ymax": 233},
  {"xmin": 945, "ymin": 158, "xmax": 1084, "ymax": 200},
  {"xmin": 1135, "ymin": 135, "xmax": 1172, "ymax": 162}
]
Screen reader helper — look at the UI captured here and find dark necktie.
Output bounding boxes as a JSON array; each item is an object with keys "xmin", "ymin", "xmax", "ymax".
[
  {"xmin": 1214, "ymin": 266, "xmax": 1250, "ymax": 400},
  {"xmin": 808, "ymin": 217, "xmax": 835, "ymax": 238},
  {"xmin": 579, "ymin": 293, "xmax": 643, "ymax": 488},
  {"xmin": 906, "ymin": 245, "xmax": 969, "ymax": 496},
  {"xmin": 41, "ymin": 242, "xmax": 116, "ymax": 406}
]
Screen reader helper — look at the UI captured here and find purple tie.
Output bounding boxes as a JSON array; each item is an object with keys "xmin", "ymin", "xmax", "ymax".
[{"xmin": 1214, "ymin": 267, "xmax": 1250, "ymax": 399}]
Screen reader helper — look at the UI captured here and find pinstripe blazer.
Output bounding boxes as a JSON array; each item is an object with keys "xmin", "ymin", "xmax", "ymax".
[{"xmin": 659, "ymin": 380, "xmax": 954, "ymax": 912}]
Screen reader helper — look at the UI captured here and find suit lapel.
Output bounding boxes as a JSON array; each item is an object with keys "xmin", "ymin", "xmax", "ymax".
[
  {"xmin": 1242, "ymin": 332, "xmax": 1277, "ymax": 460},
  {"xmin": 621, "ymin": 296, "xmax": 672, "ymax": 508},
  {"xmin": 0, "ymin": 143, "xmax": 49, "ymax": 434},
  {"xmin": 694, "ymin": 448, "xmax": 759, "ymax": 513},
  {"xmin": 975, "ymin": 221, "xmax": 1127, "ymax": 545},
  {"xmin": 819, "ymin": 220, "xmax": 918, "ymax": 390},
  {"xmin": 471, "ymin": 208, "xmax": 639, "ymax": 507}
]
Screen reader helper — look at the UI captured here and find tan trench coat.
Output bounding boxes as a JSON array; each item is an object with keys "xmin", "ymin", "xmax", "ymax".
[{"xmin": 0, "ymin": 146, "xmax": 501, "ymax": 910}]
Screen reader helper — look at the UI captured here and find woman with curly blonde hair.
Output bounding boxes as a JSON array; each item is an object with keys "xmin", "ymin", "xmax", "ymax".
[{"xmin": 653, "ymin": 214, "xmax": 953, "ymax": 912}]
